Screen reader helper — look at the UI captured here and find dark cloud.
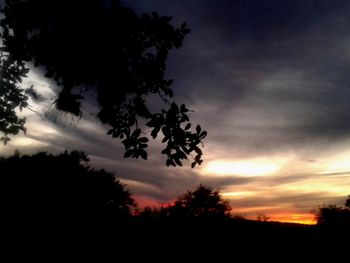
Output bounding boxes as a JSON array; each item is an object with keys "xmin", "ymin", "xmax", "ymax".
[{"xmin": 122, "ymin": 1, "xmax": 350, "ymax": 155}]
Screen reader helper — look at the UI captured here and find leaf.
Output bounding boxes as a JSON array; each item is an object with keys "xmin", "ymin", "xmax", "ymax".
[
  {"xmin": 112, "ymin": 130, "xmax": 120, "ymax": 138},
  {"xmin": 174, "ymin": 158, "xmax": 182, "ymax": 167},
  {"xmin": 107, "ymin": 129, "xmax": 114, "ymax": 135},
  {"xmin": 191, "ymin": 162, "xmax": 196, "ymax": 169},
  {"xmin": 162, "ymin": 126, "xmax": 170, "ymax": 137},
  {"xmin": 196, "ymin": 125, "xmax": 201, "ymax": 134},
  {"xmin": 200, "ymin": 131, "xmax": 207, "ymax": 139},
  {"xmin": 166, "ymin": 159, "xmax": 171, "ymax": 167},
  {"xmin": 124, "ymin": 149, "xmax": 134, "ymax": 158},
  {"xmin": 139, "ymin": 149, "xmax": 147, "ymax": 160},
  {"xmin": 138, "ymin": 137, "xmax": 149, "ymax": 143},
  {"xmin": 178, "ymin": 150, "xmax": 187, "ymax": 159},
  {"xmin": 180, "ymin": 145, "xmax": 189, "ymax": 154},
  {"xmin": 162, "ymin": 136, "xmax": 168, "ymax": 143},
  {"xmin": 185, "ymin": 123, "xmax": 191, "ymax": 130},
  {"xmin": 166, "ymin": 158, "xmax": 175, "ymax": 166},
  {"xmin": 151, "ymin": 126, "xmax": 160, "ymax": 139},
  {"xmin": 146, "ymin": 119, "xmax": 156, "ymax": 127},
  {"xmin": 21, "ymin": 127, "xmax": 27, "ymax": 136},
  {"xmin": 132, "ymin": 128, "xmax": 141, "ymax": 138},
  {"xmin": 183, "ymin": 114, "xmax": 189, "ymax": 122},
  {"xmin": 180, "ymin": 104, "xmax": 189, "ymax": 113}
]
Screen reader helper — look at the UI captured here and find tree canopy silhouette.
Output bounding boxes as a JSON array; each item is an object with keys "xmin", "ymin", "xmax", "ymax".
[
  {"xmin": 0, "ymin": 0, "xmax": 206, "ymax": 167},
  {"xmin": 170, "ymin": 184, "xmax": 231, "ymax": 218},
  {"xmin": 0, "ymin": 150, "xmax": 136, "ymax": 220},
  {"xmin": 315, "ymin": 196, "xmax": 350, "ymax": 226}
]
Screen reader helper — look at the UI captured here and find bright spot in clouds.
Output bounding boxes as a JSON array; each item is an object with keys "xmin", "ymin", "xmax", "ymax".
[
  {"xmin": 202, "ymin": 158, "xmax": 281, "ymax": 176},
  {"xmin": 221, "ymin": 191, "xmax": 255, "ymax": 197},
  {"xmin": 319, "ymin": 150, "xmax": 350, "ymax": 175},
  {"xmin": 11, "ymin": 137, "xmax": 46, "ymax": 147}
]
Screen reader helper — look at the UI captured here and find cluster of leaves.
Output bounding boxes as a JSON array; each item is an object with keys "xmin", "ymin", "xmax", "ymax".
[
  {"xmin": 146, "ymin": 103, "xmax": 207, "ymax": 167},
  {"xmin": 0, "ymin": 53, "xmax": 29, "ymax": 144},
  {"xmin": 0, "ymin": 0, "xmax": 206, "ymax": 167}
]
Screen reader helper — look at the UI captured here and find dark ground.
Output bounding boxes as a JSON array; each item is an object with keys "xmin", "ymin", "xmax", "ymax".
[{"xmin": 3, "ymin": 217, "xmax": 349, "ymax": 261}]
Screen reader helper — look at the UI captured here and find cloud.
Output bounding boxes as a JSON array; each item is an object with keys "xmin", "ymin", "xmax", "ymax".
[
  {"xmin": 166, "ymin": 0, "xmax": 350, "ymax": 159},
  {"xmin": 101, "ymin": 1, "xmax": 350, "ymax": 156}
]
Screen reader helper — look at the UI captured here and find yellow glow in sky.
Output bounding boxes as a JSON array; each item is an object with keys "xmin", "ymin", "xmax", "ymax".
[
  {"xmin": 272, "ymin": 213, "xmax": 316, "ymax": 225},
  {"xmin": 320, "ymin": 150, "xmax": 350, "ymax": 175},
  {"xmin": 202, "ymin": 159, "xmax": 281, "ymax": 176},
  {"xmin": 222, "ymin": 191, "xmax": 255, "ymax": 197},
  {"xmin": 12, "ymin": 137, "xmax": 48, "ymax": 147}
]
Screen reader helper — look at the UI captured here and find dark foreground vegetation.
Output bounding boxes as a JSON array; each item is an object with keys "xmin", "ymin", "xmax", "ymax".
[{"xmin": 1, "ymin": 151, "xmax": 349, "ymax": 259}]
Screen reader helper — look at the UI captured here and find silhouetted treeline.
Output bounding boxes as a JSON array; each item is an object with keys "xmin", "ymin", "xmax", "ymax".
[
  {"xmin": 1, "ymin": 150, "xmax": 349, "ymax": 259},
  {"xmin": 138, "ymin": 184, "xmax": 231, "ymax": 222}
]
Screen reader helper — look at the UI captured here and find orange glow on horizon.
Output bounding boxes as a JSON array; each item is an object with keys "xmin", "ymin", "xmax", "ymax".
[
  {"xmin": 270, "ymin": 213, "xmax": 316, "ymax": 225},
  {"xmin": 134, "ymin": 197, "xmax": 315, "ymax": 225},
  {"xmin": 237, "ymin": 210, "xmax": 316, "ymax": 225}
]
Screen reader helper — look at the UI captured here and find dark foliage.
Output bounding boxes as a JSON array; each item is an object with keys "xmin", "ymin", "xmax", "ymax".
[
  {"xmin": 315, "ymin": 196, "xmax": 350, "ymax": 226},
  {"xmin": 0, "ymin": 55, "xmax": 29, "ymax": 144},
  {"xmin": 0, "ymin": 0, "xmax": 206, "ymax": 167},
  {"xmin": 139, "ymin": 184, "xmax": 231, "ymax": 220},
  {"xmin": 170, "ymin": 184, "xmax": 231, "ymax": 218},
  {"xmin": 346, "ymin": 195, "xmax": 350, "ymax": 208},
  {"xmin": 0, "ymin": 150, "xmax": 136, "ymax": 222}
]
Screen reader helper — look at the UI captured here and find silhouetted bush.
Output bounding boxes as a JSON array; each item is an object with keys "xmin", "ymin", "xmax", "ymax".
[
  {"xmin": 315, "ymin": 196, "xmax": 350, "ymax": 226},
  {"xmin": 170, "ymin": 184, "xmax": 231, "ymax": 219},
  {"xmin": 0, "ymin": 151, "xmax": 136, "ymax": 223},
  {"xmin": 137, "ymin": 185, "xmax": 232, "ymax": 224}
]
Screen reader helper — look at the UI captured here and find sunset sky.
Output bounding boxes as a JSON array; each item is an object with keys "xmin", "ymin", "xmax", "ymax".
[{"xmin": 2, "ymin": 0, "xmax": 350, "ymax": 224}]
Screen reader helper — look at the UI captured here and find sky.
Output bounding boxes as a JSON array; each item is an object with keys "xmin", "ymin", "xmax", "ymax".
[{"xmin": 2, "ymin": 0, "xmax": 350, "ymax": 224}]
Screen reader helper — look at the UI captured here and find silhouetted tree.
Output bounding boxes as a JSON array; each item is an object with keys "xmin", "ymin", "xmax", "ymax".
[
  {"xmin": 170, "ymin": 184, "xmax": 231, "ymax": 218},
  {"xmin": 0, "ymin": 0, "xmax": 206, "ymax": 167},
  {"xmin": 315, "ymin": 198, "xmax": 350, "ymax": 226},
  {"xmin": 0, "ymin": 151, "xmax": 136, "ymax": 221},
  {"xmin": 256, "ymin": 213, "xmax": 270, "ymax": 222},
  {"xmin": 345, "ymin": 195, "xmax": 350, "ymax": 209}
]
